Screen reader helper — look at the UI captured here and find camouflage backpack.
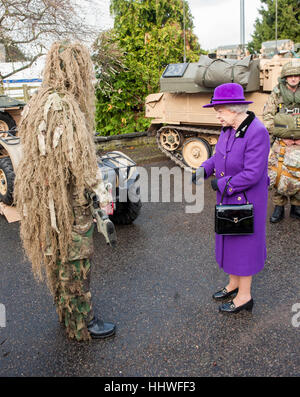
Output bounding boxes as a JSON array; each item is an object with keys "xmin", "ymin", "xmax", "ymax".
[
  {"xmin": 273, "ymin": 80, "xmax": 300, "ymax": 139},
  {"xmin": 268, "ymin": 140, "xmax": 300, "ymax": 196}
]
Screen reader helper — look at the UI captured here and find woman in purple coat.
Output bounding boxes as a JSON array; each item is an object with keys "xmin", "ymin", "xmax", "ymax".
[{"xmin": 195, "ymin": 83, "xmax": 270, "ymax": 313}]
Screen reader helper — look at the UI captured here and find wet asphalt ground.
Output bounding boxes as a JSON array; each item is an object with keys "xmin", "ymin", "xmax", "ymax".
[{"xmin": 0, "ymin": 156, "xmax": 299, "ymax": 377}]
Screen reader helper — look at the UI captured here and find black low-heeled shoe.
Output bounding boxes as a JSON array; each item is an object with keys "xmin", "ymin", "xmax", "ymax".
[
  {"xmin": 212, "ymin": 287, "xmax": 239, "ymax": 301},
  {"xmin": 219, "ymin": 298, "xmax": 254, "ymax": 314}
]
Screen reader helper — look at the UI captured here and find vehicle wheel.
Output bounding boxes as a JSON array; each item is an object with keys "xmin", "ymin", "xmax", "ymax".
[
  {"xmin": 110, "ymin": 198, "xmax": 142, "ymax": 225},
  {"xmin": 0, "ymin": 112, "xmax": 17, "ymax": 134},
  {"xmin": 0, "ymin": 157, "xmax": 15, "ymax": 205},
  {"xmin": 182, "ymin": 137, "xmax": 212, "ymax": 169},
  {"xmin": 159, "ymin": 128, "xmax": 184, "ymax": 151}
]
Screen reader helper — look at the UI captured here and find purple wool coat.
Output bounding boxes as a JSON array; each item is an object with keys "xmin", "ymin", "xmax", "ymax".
[{"xmin": 201, "ymin": 112, "xmax": 270, "ymax": 276}]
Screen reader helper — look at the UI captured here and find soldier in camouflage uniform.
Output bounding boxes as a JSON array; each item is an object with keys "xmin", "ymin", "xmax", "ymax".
[
  {"xmin": 15, "ymin": 42, "xmax": 116, "ymax": 341},
  {"xmin": 263, "ymin": 60, "xmax": 300, "ymax": 223},
  {"xmin": 51, "ymin": 183, "xmax": 116, "ymax": 341}
]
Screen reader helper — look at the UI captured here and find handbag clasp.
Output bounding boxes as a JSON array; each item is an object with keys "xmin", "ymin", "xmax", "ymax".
[{"xmin": 234, "ymin": 217, "xmax": 238, "ymax": 223}]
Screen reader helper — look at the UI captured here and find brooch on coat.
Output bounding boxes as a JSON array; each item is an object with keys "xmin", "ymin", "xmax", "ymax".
[
  {"xmin": 234, "ymin": 111, "xmax": 256, "ymax": 138},
  {"xmin": 235, "ymin": 125, "xmax": 248, "ymax": 138}
]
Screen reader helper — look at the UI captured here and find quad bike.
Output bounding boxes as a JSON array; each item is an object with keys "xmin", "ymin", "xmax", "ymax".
[
  {"xmin": 98, "ymin": 151, "xmax": 142, "ymax": 225},
  {"xmin": 0, "ymin": 125, "xmax": 142, "ymax": 245}
]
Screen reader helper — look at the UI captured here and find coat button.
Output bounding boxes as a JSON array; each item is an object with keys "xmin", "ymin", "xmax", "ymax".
[
  {"xmin": 237, "ymin": 196, "xmax": 242, "ymax": 201},
  {"xmin": 229, "ymin": 188, "xmax": 233, "ymax": 192},
  {"xmin": 220, "ymin": 172, "xmax": 224, "ymax": 176}
]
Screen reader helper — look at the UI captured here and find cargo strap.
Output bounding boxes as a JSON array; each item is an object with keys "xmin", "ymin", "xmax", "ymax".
[
  {"xmin": 271, "ymin": 166, "xmax": 300, "ymax": 182},
  {"xmin": 276, "ymin": 140, "xmax": 286, "ymax": 187},
  {"xmin": 271, "ymin": 140, "xmax": 300, "ymax": 186}
]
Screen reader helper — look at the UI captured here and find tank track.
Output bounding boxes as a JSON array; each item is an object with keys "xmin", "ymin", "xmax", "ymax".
[{"xmin": 156, "ymin": 125, "xmax": 220, "ymax": 170}]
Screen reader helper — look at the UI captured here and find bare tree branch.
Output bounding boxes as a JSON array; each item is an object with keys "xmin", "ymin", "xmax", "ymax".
[
  {"xmin": 1, "ymin": 51, "xmax": 44, "ymax": 79},
  {"xmin": 0, "ymin": 0, "xmax": 106, "ymax": 80}
]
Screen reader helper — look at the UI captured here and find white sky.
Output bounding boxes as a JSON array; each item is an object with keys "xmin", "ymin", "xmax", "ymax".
[
  {"xmin": 85, "ymin": 0, "xmax": 262, "ymax": 51},
  {"xmin": 2, "ymin": 0, "xmax": 263, "ymax": 83},
  {"xmin": 188, "ymin": 0, "xmax": 262, "ymax": 50}
]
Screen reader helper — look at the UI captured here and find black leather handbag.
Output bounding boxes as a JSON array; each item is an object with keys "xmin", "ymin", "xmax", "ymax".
[{"xmin": 215, "ymin": 179, "xmax": 254, "ymax": 235}]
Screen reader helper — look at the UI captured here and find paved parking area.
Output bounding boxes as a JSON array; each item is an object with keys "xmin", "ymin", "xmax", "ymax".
[{"xmin": 0, "ymin": 159, "xmax": 299, "ymax": 376}]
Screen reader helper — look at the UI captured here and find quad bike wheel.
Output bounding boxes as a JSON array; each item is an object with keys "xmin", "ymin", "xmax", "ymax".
[
  {"xmin": 109, "ymin": 170, "xmax": 142, "ymax": 225},
  {"xmin": 0, "ymin": 157, "xmax": 15, "ymax": 205},
  {"xmin": 109, "ymin": 198, "xmax": 142, "ymax": 225},
  {"xmin": 100, "ymin": 151, "xmax": 142, "ymax": 225},
  {"xmin": 0, "ymin": 112, "xmax": 17, "ymax": 134}
]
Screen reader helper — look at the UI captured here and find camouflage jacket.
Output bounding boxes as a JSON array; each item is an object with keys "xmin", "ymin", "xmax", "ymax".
[
  {"xmin": 263, "ymin": 84, "xmax": 300, "ymax": 136},
  {"xmin": 68, "ymin": 186, "xmax": 95, "ymax": 262},
  {"xmin": 68, "ymin": 173, "xmax": 112, "ymax": 261}
]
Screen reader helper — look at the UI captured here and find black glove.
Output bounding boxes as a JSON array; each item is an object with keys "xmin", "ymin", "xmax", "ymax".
[
  {"xmin": 191, "ymin": 167, "xmax": 206, "ymax": 185},
  {"xmin": 191, "ymin": 171, "xmax": 197, "ymax": 185},
  {"xmin": 211, "ymin": 178, "xmax": 219, "ymax": 191}
]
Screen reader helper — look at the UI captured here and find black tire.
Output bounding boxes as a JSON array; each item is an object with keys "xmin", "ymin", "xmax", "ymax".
[
  {"xmin": 0, "ymin": 112, "xmax": 17, "ymax": 134},
  {"xmin": 0, "ymin": 157, "xmax": 15, "ymax": 205},
  {"xmin": 109, "ymin": 198, "xmax": 142, "ymax": 225}
]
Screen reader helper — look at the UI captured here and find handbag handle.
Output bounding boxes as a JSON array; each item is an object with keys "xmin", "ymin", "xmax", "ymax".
[{"xmin": 220, "ymin": 178, "xmax": 249, "ymax": 205}]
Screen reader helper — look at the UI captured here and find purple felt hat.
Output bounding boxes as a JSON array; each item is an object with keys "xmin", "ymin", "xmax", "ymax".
[{"xmin": 203, "ymin": 83, "xmax": 253, "ymax": 108}]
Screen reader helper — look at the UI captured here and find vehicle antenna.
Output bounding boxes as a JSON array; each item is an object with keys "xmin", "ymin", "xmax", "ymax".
[
  {"xmin": 183, "ymin": 0, "xmax": 186, "ymax": 63},
  {"xmin": 275, "ymin": 0, "xmax": 278, "ymax": 54},
  {"xmin": 240, "ymin": 0, "xmax": 245, "ymax": 56}
]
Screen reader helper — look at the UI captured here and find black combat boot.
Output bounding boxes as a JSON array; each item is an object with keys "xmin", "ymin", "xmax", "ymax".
[
  {"xmin": 290, "ymin": 205, "xmax": 300, "ymax": 220},
  {"xmin": 270, "ymin": 205, "xmax": 285, "ymax": 223},
  {"xmin": 87, "ymin": 317, "xmax": 116, "ymax": 339}
]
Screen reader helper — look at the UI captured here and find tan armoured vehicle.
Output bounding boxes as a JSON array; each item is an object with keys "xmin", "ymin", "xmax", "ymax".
[
  {"xmin": 260, "ymin": 39, "xmax": 295, "ymax": 58},
  {"xmin": 145, "ymin": 51, "xmax": 297, "ymax": 169}
]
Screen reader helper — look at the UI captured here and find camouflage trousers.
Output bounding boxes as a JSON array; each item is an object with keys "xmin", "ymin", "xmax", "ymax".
[
  {"xmin": 272, "ymin": 190, "xmax": 300, "ymax": 206},
  {"xmin": 51, "ymin": 224, "xmax": 95, "ymax": 342},
  {"xmin": 52, "ymin": 258, "xmax": 94, "ymax": 341}
]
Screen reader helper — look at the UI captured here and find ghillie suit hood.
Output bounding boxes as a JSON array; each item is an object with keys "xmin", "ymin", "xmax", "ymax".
[
  {"xmin": 42, "ymin": 42, "xmax": 96, "ymax": 133},
  {"xmin": 14, "ymin": 42, "xmax": 102, "ymax": 292}
]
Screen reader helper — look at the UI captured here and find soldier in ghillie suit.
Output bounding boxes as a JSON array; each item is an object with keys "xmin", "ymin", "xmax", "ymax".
[
  {"xmin": 14, "ymin": 42, "xmax": 116, "ymax": 341},
  {"xmin": 263, "ymin": 60, "xmax": 300, "ymax": 223}
]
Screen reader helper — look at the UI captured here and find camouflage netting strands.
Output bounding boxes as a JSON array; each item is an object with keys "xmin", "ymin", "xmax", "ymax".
[
  {"xmin": 268, "ymin": 140, "xmax": 300, "ymax": 196},
  {"xmin": 14, "ymin": 89, "xmax": 100, "ymax": 283},
  {"xmin": 52, "ymin": 258, "xmax": 94, "ymax": 341},
  {"xmin": 42, "ymin": 42, "xmax": 96, "ymax": 134},
  {"xmin": 14, "ymin": 42, "xmax": 104, "ymax": 342}
]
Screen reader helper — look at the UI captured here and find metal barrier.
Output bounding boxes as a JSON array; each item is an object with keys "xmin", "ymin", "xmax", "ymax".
[{"xmin": 0, "ymin": 78, "xmax": 42, "ymax": 101}]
